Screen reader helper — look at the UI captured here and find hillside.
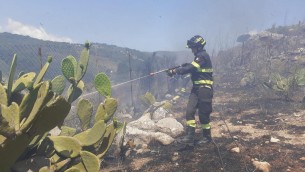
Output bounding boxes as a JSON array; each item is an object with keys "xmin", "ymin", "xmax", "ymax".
[
  {"xmin": 0, "ymin": 32, "xmax": 191, "ymax": 81},
  {"xmin": 0, "ymin": 32, "xmax": 192, "ymax": 109}
]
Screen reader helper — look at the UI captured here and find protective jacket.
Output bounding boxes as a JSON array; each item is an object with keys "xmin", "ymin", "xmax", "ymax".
[{"xmin": 175, "ymin": 49, "xmax": 213, "ymax": 88}]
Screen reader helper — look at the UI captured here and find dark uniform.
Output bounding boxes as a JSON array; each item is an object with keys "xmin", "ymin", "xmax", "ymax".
[{"xmin": 167, "ymin": 35, "xmax": 213, "ymax": 147}]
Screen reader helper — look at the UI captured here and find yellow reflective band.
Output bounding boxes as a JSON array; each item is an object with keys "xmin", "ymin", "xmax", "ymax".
[
  {"xmin": 195, "ymin": 37, "xmax": 202, "ymax": 43},
  {"xmin": 201, "ymin": 123, "xmax": 211, "ymax": 129},
  {"xmin": 191, "ymin": 62, "xmax": 212, "ymax": 73},
  {"xmin": 194, "ymin": 80, "xmax": 213, "ymax": 85},
  {"xmin": 191, "ymin": 61, "xmax": 200, "ymax": 68},
  {"xmin": 199, "ymin": 68, "xmax": 213, "ymax": 72},
  {"xmin": 186, "ymin": 120, "xmax": 196, "ymax": 127}
]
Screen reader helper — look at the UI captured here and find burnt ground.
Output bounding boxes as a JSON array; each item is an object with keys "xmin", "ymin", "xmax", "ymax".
[{"xmin": 101, "ymin": 83, "xmax": 305, "ymax": 172}]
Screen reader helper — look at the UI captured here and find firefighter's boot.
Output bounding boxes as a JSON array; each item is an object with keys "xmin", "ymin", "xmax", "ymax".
[
  {"xmin": 198, "ymin": 129, "xmax": 212, "ymax": 145},
  {"xmin": 177, "ymin": 126, "xmax": 195, "ymax": 146}
]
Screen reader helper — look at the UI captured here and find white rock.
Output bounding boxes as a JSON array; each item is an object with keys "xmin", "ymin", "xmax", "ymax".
[
  {"xmin": 128, "ymin": 113, "xmax": 155, "ymax": 131},
  {"xmin": 125, "ymin": 126, "xmax": 175, "ymax": 145},
  {"xmin": 156, "ymin": 118, "xmax": 184, "ymax": 138},
  {"xmin": 152, "ymin": 107, "xmax": 168, "ymax": 121},
  {"xmin": 252, "ymin": 159, "xmax": 271, "ymax": 172},
  {"xmin": 154, "ymin": 132, "xmax": 175, "ymax": 145},
  {"xmin": 270, "ymin": 137, "xmax": 280, "ymax": 143},
  {"xmin": 230, "ymin": 147, "xmax": 240, "ymax": 153}
]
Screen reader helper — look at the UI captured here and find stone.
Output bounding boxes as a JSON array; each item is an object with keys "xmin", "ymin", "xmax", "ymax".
[
  {"xmin": 156, "ymin": 118, "xmax": 184, "ymax": 138},
  {"xmin": 252, "ymin": 159, "xmax": 271, "ymax": 172}
]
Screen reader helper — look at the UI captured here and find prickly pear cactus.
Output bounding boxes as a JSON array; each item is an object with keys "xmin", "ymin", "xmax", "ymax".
[
  {"xmin": 61, "ymin": 55, "xmax": 77, "ymax": 83},
  {"xmin": 0, "ymin": 42, "xmax": 125, "ymax": 172},
  {"xmin": 0, "ymin": 83, "xmax": 7, "ymax": 105},
  {"xmin": 48, "ymin": 136, "xmax": 82, "ymax": 158},
  {"xmin": 73, "ymin": 120, "xmax": 106, "ymax": 146},
  {"xmin": 51, "ymin": 75, "xmax": 66, "ymax": 95},
  {"xmin": 76, "ymin": 98, "xmax": 93, "ymax": 130},
  {"xmin": 66, "ymin": 80, "xmax": 84, "ymax": 103},
  {"xmin": 7, "ymin": 54, "xmax": 17, "ymax": 101},
  {"xmin": 59, "ymin": 126, "xmax": 77, "ymax": 136},
  {"xmin": 34, "ymin": 56, "xmax": 52, "ymax": 86},
  {"xmin": 12, "ymin": 72, "xmax": 36, "ymax": 93},
  {"xmin": 94, "ymin": 98, "xmax": 118, "ymax": 123},
  {"xmin": 94, "ymin": 72, "xmax": 111, "ymax": 97},
  {"xmin": 75, "ymin": 41, "xmax": 90, "ymax": 81}
]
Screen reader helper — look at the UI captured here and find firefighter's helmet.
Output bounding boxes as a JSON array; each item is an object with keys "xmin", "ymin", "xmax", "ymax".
[{"xmin": 186, "ymin": 35, "xmax": 206, "ymax": 48}]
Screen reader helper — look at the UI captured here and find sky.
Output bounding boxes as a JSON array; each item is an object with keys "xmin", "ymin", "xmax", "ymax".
[{"xmin": 1, "ymin": 0, "xmax": 305, "ymax": 52}]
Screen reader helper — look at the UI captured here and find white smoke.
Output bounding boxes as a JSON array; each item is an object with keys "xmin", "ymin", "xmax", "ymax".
[{"xmin": 3, "ymin": 18, "xmax": 73, "ymax": 43}]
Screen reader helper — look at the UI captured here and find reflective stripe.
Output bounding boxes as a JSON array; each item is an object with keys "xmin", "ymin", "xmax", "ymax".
[
  {"xmin": 186, "ymin": 120, "xmax": 196, "ymax": 127},
  {"xmin": 194, "ymin": 80, "xmax": 213, "ymax": 85},
  {"xmin": 199, "ymin": 68, "xmax": 213, "ymax": 72},
  {"xmin": 195, "ymin": 37, "xmax": 203, "ymax": 42},
  {"xmin": 201, "ymin": 123, "xmax": 211, "ymax": 129},
  {"xmin": 191, "ymin": 61, "xmax": 200, "ymax": 68},
  {"xmin": 191, "ymin": 61, "xmax": 213, "ymax": 73},
  {"xmin": 201, "ymin": 85, "xmax": 212, "ymax": 89}
]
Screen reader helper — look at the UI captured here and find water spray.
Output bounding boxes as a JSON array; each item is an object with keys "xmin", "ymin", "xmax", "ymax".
[{"xmin": 80, "ymin": 65, "xmax": 181, "ymax": 98}]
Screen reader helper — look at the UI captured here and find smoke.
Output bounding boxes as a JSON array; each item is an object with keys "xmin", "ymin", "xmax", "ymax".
[{"xmin": 3, "ymin": 18, "xmax": 73, "ymax": 43}]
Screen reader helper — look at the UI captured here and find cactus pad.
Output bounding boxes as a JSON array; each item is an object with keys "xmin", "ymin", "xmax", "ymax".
[
  {"xmin": 7, "ymin": 54, "xmax": 17, "ymax": 101},
  {"xmin": 12, "ymin": 72, "xmax": 36, "ymax": 93},
  {"xmin": 0, "ymin": 84, "xmax": 7, "ymax": 105},
  {"xmin": 1, "ymin": 102, "xmax": 20, "ymax": 131},
  {"xmin": 76, "ymin": 46, "xmax": 90, "ymax": 81},
  {"xmin": 48, "ymin": 136, "xmax": 81, "ymax": 158},
  {"xmin": 73, "ymin": 120, "xmax": 106, "ymax": 146},
  {"xmin": 94, "ymin": 98, "xmax": 118, "ymax": 123},
  {"xmin": 94, "ymin": 73, "xmax": 111, "ymax": 97},
  {"xmin": 51, "ymin": 75, "xmax": 66, "ymax": 95},
  {"xmin": 97, "ymin": 122, "xmax": 116, "ymax": 158},
  {"xmin": 76, "ymin": 98, "xmax": 93, "ymax": 130},
  {"xmin": 19, "ymin": 81, "xmax": 50, "ymax": 133},
  {"xmin": 66, "ymin": 80, "xmax": 84, "ymax": 103},
  {"xmin": 79, "ymin": 151, "xmax": 100, "ymax": 172},
  {"xmin": 28, "ymin": 96, "xmax": 71, "ymax": 136},
  {"xmin": 60, "ymin": 126, "xmax": 77, "ymax": 136},
  {"xmin": 61, "ymin": 55, "xmax": 77, "ymax": 82},
  {"xmin": 34, "ymin": 56, "xmax": 52, "ymax": 86}
]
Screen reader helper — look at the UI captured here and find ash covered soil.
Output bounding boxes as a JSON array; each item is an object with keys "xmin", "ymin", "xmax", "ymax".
[{"xmin": 101, "ymin": 84, "xmax": 305, "ymax": 172}]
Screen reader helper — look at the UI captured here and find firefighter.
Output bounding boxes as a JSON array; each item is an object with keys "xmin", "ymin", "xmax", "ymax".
[{"xmin": 167, "ymin": 35, "xmax": 213, "ymax": 147}]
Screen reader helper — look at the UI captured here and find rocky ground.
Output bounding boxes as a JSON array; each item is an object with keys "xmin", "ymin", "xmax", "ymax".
[{"xmin": 101, "ymin": 83, "xmax": 305, "ymax": 172}]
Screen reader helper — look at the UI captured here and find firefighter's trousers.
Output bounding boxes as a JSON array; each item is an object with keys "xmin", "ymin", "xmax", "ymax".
[{"xmin": 185, "ymin": 85, "xmax": 213, "ymax": 125}]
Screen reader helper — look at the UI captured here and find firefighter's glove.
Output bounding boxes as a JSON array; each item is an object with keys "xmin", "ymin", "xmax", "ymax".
[{"xmin": 166, "ymin": 69, "xmax": 176, "ymax": 77}]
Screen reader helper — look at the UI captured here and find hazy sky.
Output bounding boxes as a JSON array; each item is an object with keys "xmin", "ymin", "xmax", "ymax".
[{"xmin": 1, "ymin": 0, "xmax": 305, "ymax": 52}]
